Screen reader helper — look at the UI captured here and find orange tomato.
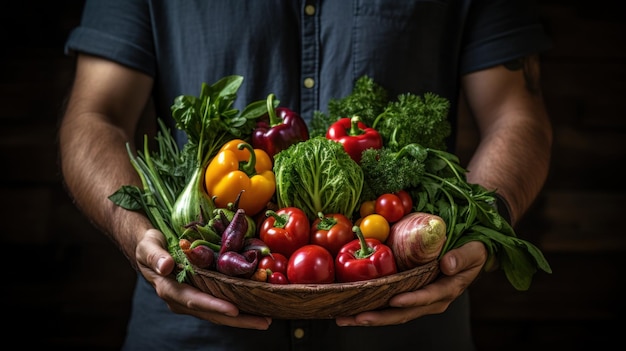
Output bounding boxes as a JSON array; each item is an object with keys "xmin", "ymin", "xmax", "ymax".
[
  {"xmin": 358, "ymin": 214, "xmax": 390, "ymax": 242},
  {"xmin": 359, "ymin": 200, "xmax": 376, "ymax": 218}
]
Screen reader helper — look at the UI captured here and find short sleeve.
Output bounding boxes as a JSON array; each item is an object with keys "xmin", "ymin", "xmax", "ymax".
[
  {"xmin": 64, "ymin": 0, "xmax": 156, "ymax": 77},
  {"xmin": 460, "ymin": 0, "xmax": 551, "ymax": 74}
]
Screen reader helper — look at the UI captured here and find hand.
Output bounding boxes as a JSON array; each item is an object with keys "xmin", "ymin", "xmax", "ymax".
[
  {"xmin": 135, "ymin": 229, "xmax": 273, "ymax": 330},
  {"xmin": 335, "ymin": 241, "xmax": 487, "ymax": 326}
]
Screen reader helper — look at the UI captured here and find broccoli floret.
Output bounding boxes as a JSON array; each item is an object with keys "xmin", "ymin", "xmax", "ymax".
[{"xmin": 359, "ymin": 145, "xmax": 427, "ymax": 197}]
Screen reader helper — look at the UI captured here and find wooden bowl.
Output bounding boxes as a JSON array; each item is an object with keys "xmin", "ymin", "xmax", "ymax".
[{"xmin": 181, "ymin": 260, "xmax": 440, "ymax": 319}]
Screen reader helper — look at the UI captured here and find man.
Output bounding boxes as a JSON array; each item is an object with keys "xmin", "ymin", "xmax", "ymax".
[{"xmin": 59, "ymin": 1, "xmax": 552, "ymax": 349}]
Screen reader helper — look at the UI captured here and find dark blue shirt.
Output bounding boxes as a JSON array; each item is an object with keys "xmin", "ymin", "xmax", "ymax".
[{"xmin": 65, "ymin": 1, "xmax": 550, "ymax": 350}]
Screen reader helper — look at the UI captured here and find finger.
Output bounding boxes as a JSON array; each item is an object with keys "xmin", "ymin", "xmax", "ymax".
[
  {"xmin": 336, "ymin": 276, "xmax": 456, "ymax": 327},
  {"xmin": 155, "ymin": 274, "xmax": 273, "ymax": 329},
  {"xmin": 336, "ymin": 298, "xmax": 448, "ymax": 327},
  {"xmin": 390, "ymin": 275, "xmax": 452, "ymax": 306},
  {"xmin": 186, "ymin": 310, "xmax": 273, "ymax": 330},
  {"xmin": 156, "ymin": 274, "xmax": 239, "ymax": 315},
  {"xmin": 440, "ymin": 241, "xmax": 487, "ymax": 276}
]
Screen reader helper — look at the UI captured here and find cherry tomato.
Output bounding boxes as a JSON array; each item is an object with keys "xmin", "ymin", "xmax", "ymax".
[
  {"xmin": 359, "ymin": 214, "xmax": 390, "ymax": 242},
  {"xmin": 359, "ymin": 200, "xmax": 376, "ymax": 218},
  {"xmin": 287, "ymin": 244, "xmax": 335, "ymax": 284},
  {"xmin": 258, "ymin": 253, "xmax": 288, "ymax": 275},
  {"xmin": 395, "ymin": 190, "xmax": 413, "ymax": 215},
  {"xmin": 268, "ymin": 271, "xmax": 289, "ymax": 284},
  {"xmin": 260, "ymin": 207, "xmax": 310, "ymax": 258},
  {"xmin": 310, "ymin": 213, "xmax": 355, "ymax": 257},
  {"xmin": 375, "ymin": 193, "xmax": 405, "ymax": 223}
]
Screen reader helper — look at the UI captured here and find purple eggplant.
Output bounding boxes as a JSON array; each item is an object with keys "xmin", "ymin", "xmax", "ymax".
[{"xmin": 216, "ymin": 250, "xmax": 259, "ymax": 278}]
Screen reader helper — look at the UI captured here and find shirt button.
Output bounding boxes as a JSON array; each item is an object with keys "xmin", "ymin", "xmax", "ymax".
[
  {"xmin": 305, "ymin": 5, "xmax": 315, "ymax": 16},
  {"xmin": 294, "ymin": 328, "xmax": 305, "ymax": 339},
  {"xmin": 304, "ymin": 78, "xmax": 315, "ymax": 88}
]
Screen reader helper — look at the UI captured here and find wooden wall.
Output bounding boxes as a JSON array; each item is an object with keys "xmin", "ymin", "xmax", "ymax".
[{"xmin": 1, "ymin": 1, "xmax": 623, "ymax": 349}]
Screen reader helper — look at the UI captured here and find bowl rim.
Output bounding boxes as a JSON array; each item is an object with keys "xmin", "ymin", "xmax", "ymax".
[{"xmin": 187, "ymin": 258, "xmax": 440, "ymax": 291}]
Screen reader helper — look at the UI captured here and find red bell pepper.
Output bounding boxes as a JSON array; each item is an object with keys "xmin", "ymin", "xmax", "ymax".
[
  {"xmin": 252, "ymin": 94, "xmax": 309, "ymax": 159},
  {"xmin": 310, "ymin": 212, "xmax": 355, "ymax": 257},
  {"xmin": 326, "ymin": 116, "xmax": 382, "ymax": 163},
  {"xmin": 335, "ymin": 226, "xmax": 397, "ymax": 283},
  {"xmin": 260, "ymin": 207, "xmax": 311, "ymax": 258}
]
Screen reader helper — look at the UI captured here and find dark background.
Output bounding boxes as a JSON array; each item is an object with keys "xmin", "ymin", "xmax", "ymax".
[{"xmin": 1, "ymin": 1, "xmax": 624, "ymax": 349}]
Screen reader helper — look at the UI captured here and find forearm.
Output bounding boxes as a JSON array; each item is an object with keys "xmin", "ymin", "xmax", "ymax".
[
  {"xmin": 59, "ymin": 54, "xmax": 155, "ymax": 269},
  {"xmin": 463, "ymin": 57, "xmax": 553, "ymax": 225},
  {"xmin": 59, "ymin": 113, "xmax": 151, "ymax": 268},
  {"xmin": 465, "ymin": 106, "xmax": 552, "ymax": 225}
]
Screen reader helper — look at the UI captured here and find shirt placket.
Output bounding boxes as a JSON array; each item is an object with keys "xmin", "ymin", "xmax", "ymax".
[
  {"xmin": 300, "ymin": 0, "xmax": 320, "ymax": 121},
  {"xmin": 288, "ymin": 2, "xmax": 320, "ymax": 350}
]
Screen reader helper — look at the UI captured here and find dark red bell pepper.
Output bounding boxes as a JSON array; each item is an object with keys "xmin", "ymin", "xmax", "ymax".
[
  {"xmin": 252, "ymin": 94, "xmax": 309, "ymax": 158},
  {"xmin": 326, "ymin": 116, "xmax": 382, "ymax": 163},
  {"xmin": 335, "ymin": 226, "xmax": 397, "ymax": 283}
]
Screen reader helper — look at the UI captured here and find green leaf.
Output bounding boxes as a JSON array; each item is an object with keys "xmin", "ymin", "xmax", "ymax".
[
  {"xmin": 499, "ymin": 245, "xmax": 537, "ymax": 291},
  {"xmin": 471, "ymin": 225, "xmax": 552, "ymax": 290},
  {"xmin": 240, "ymin": 98, "xmax": 275, "ymax": 120},
  {"xmin": 205, "ymin": 75, "xmax": 243, "ymax": 99},
  {"xmin": 108, "ymin": 185, "xmax": 143, "ymax": 211}
]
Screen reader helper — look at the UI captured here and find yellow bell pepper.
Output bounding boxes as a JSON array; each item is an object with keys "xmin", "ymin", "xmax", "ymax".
[{"xmin": 205, "ymin": 139, "xmax": 275, "ymax": 216}]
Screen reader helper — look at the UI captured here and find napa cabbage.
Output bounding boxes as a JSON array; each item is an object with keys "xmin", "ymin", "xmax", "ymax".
[{"xmin": 273, "ymin": 137, "xmax": 364, "ymax": 221}]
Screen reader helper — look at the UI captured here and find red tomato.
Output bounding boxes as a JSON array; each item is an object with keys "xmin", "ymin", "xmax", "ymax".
[
  {"xmin": 268, "ymin": 271, "xmax": 289, "ymax": 284},
  {"xmin": 260, "ymin": 207, "xmax": 310, "ymax": 258},
  {"xmin": 258, "ymin": 253, "xmax": 288, "ymax": 275},
  {"xmin": 287, "ymin": 245, "xmax": 335, "ymax": 284},
  {"xmin": 395, "ymin": 190, "xmax": 414, "ymax": 215},
  {"xmin": 310, "ymin": 213, "xmax": 355, "ymax": 257},
  {"xmin": 375, "ymin": 193, "xmax": 405, "ymax": 223}
]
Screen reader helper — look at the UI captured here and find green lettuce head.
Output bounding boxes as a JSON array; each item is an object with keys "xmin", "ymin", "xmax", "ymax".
[{"xmin": 273, "ymin": 136, "xmax": 364, "ymax": 221}]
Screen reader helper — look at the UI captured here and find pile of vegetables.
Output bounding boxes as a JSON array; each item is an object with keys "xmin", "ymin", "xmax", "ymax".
[{"xmin": 109, "ymin": 75, "xmax": 551, "ymax": 292}]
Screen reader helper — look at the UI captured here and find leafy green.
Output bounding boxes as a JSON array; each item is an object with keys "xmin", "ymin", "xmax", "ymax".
[
  {"xmin": 372, "ymin": 92, "xmax": 451, "ymax": 151},
  {"xmin": 273, "ymin": 136, "xmax": 364, "ymax": 221},
  {"xmin": 170, "ymin": 75, "xmax": 268, "ymax": 164}
]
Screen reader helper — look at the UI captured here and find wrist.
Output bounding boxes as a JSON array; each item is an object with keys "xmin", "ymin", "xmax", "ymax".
[{"xmin": 494, "ymin": 193, "xmax": 512, "ymax": 225}]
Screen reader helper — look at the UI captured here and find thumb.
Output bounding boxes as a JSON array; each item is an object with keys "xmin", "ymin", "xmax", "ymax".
[
  {"xmin": 439, "ymin": 241, "xmax": 487, "ymax": 276},
  {"xmin": 138, "ymin": 229, "xmax": 175, "ymax": 276}
]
